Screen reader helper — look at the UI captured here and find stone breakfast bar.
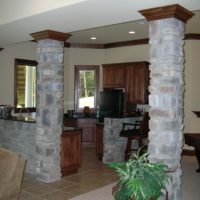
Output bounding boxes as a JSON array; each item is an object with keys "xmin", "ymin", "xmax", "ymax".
[
  {"xmin": 102, "ymin": 116, "xmax": 140, "ymax": 163},
  {"xmin": 0, "ymin": 117, "xmax": 82, "ymax": 179}
]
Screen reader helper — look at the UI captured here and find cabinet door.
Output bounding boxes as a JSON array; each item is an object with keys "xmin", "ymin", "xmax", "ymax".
[
  {"xmin": 113, "ymin": 65, "xmax": 125, "ymax": 88},
  {"xmin": 103, "ymin": 66, "xmax": 114, "ymax": 88},
  {"xmin": 61, "ymin": 130, "xmax": 81, "ymax": 176},
  {"xmin": 125, "ymin": 64, "xmax": 149, "ymax": 105},
  {"xmin": 125, "ymin": 66, "xmax": 137, "ymax": 104},
  {"xmin": 78, "ymin": 119, "xmax": 97, "ymax": 147},
  {"xmin": 96, "ymin": 124, "xmax": 104, "ymax": 160},
  {"xmin": 134, "ymin": 66, "xmax": 148, "ymax": 104},
  {"xmin": 103, "ymin": 65, "xmax": 125, "ymax": 88}
]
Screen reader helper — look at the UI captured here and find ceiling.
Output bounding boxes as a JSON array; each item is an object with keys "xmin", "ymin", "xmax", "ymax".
[
  {"xmin": 68, "ymin": 10, "xmax": 200, "ymax": 44},
  {"xmin": 0, "ymin": 0, "xmax": 200, "ymax": 47}
]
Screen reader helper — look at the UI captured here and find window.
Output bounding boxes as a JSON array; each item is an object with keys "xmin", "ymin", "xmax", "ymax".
[
  {"xmin": 14, "ymin": 58, "xmax": 37, "ymax": 112},
  {"xmin": 75, "ymin": 65, "xmax": 99, "ymax": 112}
]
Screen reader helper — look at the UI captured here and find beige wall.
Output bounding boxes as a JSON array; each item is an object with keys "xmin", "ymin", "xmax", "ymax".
[
  {"xmin": 0, "ymin": 40, "xmax": 200, "ymax": 133},
  {"xmin": 0, "ymin": 42, "xmax": 37, "ymax": 105},
  {"xmin": 63, "ymin": 48, "xmax": 104, "ymax": 111},
  {"xmin": 104, "ymin": 44, "xmax": 149, "ymax": 63},
  {"xmin": 184, "ymin": 40, "xmax": 200, "ymax": 133}
]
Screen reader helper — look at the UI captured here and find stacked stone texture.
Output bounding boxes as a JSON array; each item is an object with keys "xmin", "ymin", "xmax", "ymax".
[
  {"xmin": 148, "ymin": 18, "xmax": 185, "ymax": 200},
  {"xmin": 103, "ymin": 117, "xmax": 140, "ymax": 163},
  {"xmin": 0, "ymin": 119, "xmax": 36, "ymax": 174},
  {"xmin": 36, "ymin": 39, "xmax": 64, "ymax": 182}
]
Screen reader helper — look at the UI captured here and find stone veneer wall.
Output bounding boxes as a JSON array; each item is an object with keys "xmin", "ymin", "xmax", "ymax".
[
  {"xmin": 0, "ymin": 119, "xmax": 36, "ymax": 174},
  {"xmin": 35, "ymin": 39, "xmax": 64, "ymax": 182},
  {"xmin": 103, "ymin": 117, "xmax": 139, "ymax": 163},
  {"xmin": 148, "ymin": 18, "xmax": 185, "ymax": 199}
]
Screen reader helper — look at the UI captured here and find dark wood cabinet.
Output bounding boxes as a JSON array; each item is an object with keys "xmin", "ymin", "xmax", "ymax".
[
  {"xmin": 96, "ymin": 123, "xmax": 104, "ymax": 160},
  {"xmin": 102, "ymin": 61, "xmax": 149, "ymax": 111},
  {"xmin": 78, "ymin": 119, "xmax": 96, "ymax": 147},
  {"xmin": 125, "ymin": 62, "xmax": 149, "ymax": 104},
  {"xmin": 61, "ymin": 128, "xmax": 81, "ymax": 176},
  {"xmin": 103, "ymin": 64, "xmax": 125, "ymax": 88},
  {"xmin": 63, "ymin": 118, "xmax": 97, "ymax": 147}
]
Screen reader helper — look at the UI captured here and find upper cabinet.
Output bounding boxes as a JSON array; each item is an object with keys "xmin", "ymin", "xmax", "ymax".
[
  {"xmin": 102, "ymin": 61, "xmax": 149, "ymax": 106},
  {"xmin": 102, "ymin": 64, "xmax": 125, "ymax": 88},
  {"xmin": 125, "ymin": 62, "xmax": 149, "ymax": 104}
]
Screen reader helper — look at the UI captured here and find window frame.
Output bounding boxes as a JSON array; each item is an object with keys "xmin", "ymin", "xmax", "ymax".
[
  {"xmin": 74, "ymin": 65, "xmax": 99, "ymax": 113},
  {"xmin": 14, "ymin": 58, "xmax": 37, "ymax": 113}
]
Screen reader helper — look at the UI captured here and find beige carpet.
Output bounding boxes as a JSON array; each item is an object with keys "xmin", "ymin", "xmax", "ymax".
[{"xmin": 69, "ymin": 156, "xmax": 200, "ymax": 200}]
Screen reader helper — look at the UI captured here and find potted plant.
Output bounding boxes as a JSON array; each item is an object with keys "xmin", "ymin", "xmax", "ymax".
[{"xmin": 109, "ymin": 151, "xmax": 172, "ymax": 200}]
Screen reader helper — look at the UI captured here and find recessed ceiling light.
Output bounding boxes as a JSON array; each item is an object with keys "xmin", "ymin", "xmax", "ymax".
[
  {"xmin": 129, "ymin": 31, "xmax": 135, "ymax": 34},
  {"xmin": 91, "ymin": 37, "xmax": 97, "ymax": 40}
]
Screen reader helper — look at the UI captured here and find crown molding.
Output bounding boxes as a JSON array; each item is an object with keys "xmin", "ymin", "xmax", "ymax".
[
  {"xmin": 104, "ymin": 38, "xmax": 149, "ymax": 49},
  {"xmin": 65, "ymin": 42, "xmax": 104, "ymax": 49},
  {"xmin": 185, "ymin": 33, "xmax": 200, "ymax": 40},
  {"xmin": 139, "ymin": 4, "xmax": 194, "ymax": 23},
  {"xmin": 29, "ymin": 32, "xmax": 200, "ymax": 49},
  {"xmin": 31, "ymin": 30, "xmax": 71, "ymax": 42}
]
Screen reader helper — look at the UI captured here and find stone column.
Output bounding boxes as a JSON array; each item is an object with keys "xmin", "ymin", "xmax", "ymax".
[
  {"xmin": 31, "ymin": 30, "xmax": 71, "ymax": 182},
  {"xmin": 139, "ymin": 5, "xmax": 193, "ymax": 200}
]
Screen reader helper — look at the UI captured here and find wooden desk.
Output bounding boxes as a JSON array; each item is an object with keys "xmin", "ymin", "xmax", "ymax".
[{"xmin": 184, "ymin": 133, "xmax": 200, "ymax": 172}]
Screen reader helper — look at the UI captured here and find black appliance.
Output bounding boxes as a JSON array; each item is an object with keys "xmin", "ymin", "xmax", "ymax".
[{"xmin": 99, "ymin": 89, "xmax": 124, "ymax": 122}]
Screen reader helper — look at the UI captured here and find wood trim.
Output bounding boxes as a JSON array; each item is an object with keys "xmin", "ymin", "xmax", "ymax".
[
  {"xmin": 139, "ymin": 4, "xmax": 194, "ymax": 23},
  {"xmin": 182, "ymin": 149, "xmax": 195, "ymax": 156},
  {"xmin": 102, "ymin": 61, "xmax": 149, "ymax": 67},
  {"xmin": 74, "ymin": 65, "xmax": 100, "ymax": 112},
  {"xmin": 104, "ymin": 38, "xmax": 149, "ymax": 48},
  {"xmin": 31, "ymin": 30, "xmax": 71, "ymax": 42},
  {"xmin": 31, "ymin": 32, "xmax": 200, "ymax": 49},
  {"xmin": 65, "ymin": 42, "xmax": 104, "ymax": 49},
  {"xmin": 14, "ymin": 58, "xmax": 37, "ymax": 113},
  {"xmin": 192, "ymin": 111, "xmax": 200, "ymax": 118},
  {"xmin": 185, "ymin": 33, "xmax": 200, "ymax": 40}
]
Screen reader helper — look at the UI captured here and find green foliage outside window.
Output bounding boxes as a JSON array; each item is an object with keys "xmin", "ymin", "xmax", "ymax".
[{"xmin": 79, "ymin": 70, "xmax": 95, "ymax": 98}]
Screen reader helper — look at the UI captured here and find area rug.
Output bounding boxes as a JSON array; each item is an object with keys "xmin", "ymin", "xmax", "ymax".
[{"xmin": 68, "ymin": 183, "xmax": 115, "ymax": 200}]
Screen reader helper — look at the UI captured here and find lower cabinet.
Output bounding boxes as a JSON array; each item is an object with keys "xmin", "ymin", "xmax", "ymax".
[
  {"xmin": 96, "ymin": 123, "xmax": 104, "ymax": 160},
  {"xmin": 60, "ymin": 128, "xmax": 81, "ymax": 176},
  {"xmin": 78, "ymin": 119, "xmax": 96, "ymax": 147},
  {"xmin": 63, "ymin": 118, "xmax": 97, "ymax": 147}
]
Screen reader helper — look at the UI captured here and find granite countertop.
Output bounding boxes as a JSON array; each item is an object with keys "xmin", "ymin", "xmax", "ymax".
[
  {"xmin": 64, "ymin": 113, "xmax": 97, "ymax": 119},
  {"xmin": 62, "ymin": 126, "xmax": 82, "ymax": 132},
  {"xmin": 0, "ymin": 116, "xmax": 36, "ymax": 123}
]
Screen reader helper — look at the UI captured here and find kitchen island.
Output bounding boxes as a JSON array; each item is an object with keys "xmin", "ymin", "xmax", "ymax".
[{"xmin": 102, "ymin": 116, "xmax": 140, "ymax": 163}]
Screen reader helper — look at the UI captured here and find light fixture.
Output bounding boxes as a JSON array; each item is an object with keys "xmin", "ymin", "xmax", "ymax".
[
  {"xmin": 129, "ymin": 31, "xmax": 135, "ymax": 34},
  {"xmin": 91, "ymin": 37, "xmax": 97, "ymax": 40}
]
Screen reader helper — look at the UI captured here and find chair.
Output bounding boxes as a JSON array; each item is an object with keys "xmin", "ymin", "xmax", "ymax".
[
  {"xmin": 0, "ymin": 148, "xmax": 26, "ymax": 200},
  {"xmin": 120, "ymin": 112, "xmax": 149, "ymax": 161}
]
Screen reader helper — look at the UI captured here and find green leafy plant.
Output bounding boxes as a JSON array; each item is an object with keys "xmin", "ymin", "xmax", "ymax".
[{"xmin": 109, "ymin": 152, "xmax": 171, "ymax": 200}]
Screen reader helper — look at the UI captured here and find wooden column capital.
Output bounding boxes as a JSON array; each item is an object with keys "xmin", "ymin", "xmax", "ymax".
[
  {"xmin": 139, "ymin": 4, "xmax": 194, "ymax": 23},
  {"xmin": 31, "ymin": 30, "xmax": 71, "ymax": 42}
]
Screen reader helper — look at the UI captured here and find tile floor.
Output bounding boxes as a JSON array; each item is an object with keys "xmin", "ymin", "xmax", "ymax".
[{"xmin": 20, "ymin": 148, "xmax": 117, "ymax": 200}]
